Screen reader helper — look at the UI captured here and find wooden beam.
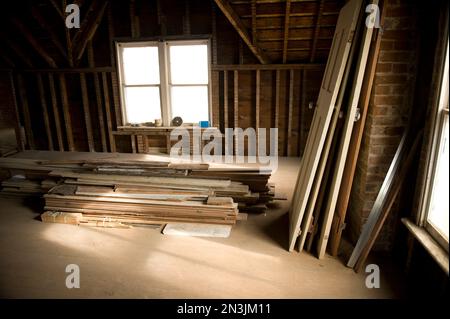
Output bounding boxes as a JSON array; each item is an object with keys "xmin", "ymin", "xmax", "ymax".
[
  {"xmin": 102, "ymin": 72, "xmax": 115, "ymax": 152},
  {"xmin": 214, "ymin": 0, "xmax": 270, "ymax": 64},
  {"xmin": 31, "ymin": 7, "xmax": 68, "ymax": 61},
  {"xmin": 111, "ymin": 72, "xmax": 122, "ymax": 127},
  {"xmin": 36, "ymin": 74, "xmax": 54, "ymax": 151},
  {"xmin": 274, "ymin": 69, "xmax": 280, "ymax": 129},
  {"xmin": 88, "ymin": 42, "xmax": 108, "ymax": 152},
  {"xmin": 255, "ymin": 70, "xmax": 260, "ymax": 147},
  {"xmin": 211, "ymin": 1, "xmax": 218, "ymax": 64},
  {"xmin": 287, "ymin": 69, "xmax": 294, "ymax": 156},
  {"xmin": 11, "ymin": 18, "xmax": 58, "ymax": 68},
  {"xmin": 18, "ymin": 67, "xmax": 114, "ymax": 73},
  {"xmin": 212, "ymin": 63, "xmax": 324, "ymax": 71},
  {"xmin": 59, "ymin": 74, "xmax": 75, "ymax": 151},
  {"xmin": 80, "ymin": 73, "xmax": 95, "ymax": 152},
  {"xmin": 73, "ymin": 1, "xmax": 108, "ymax": 63},
  {"xmin": 251, "ymin": 0, "xmax": 257, "ymax": 44},
  {"xmin": 16, "ymin": 74, "xmax": 34, "ymax": 149},
  {"xmin": 48, "ymin": 74, "xmax": 64, "ymax": 151},
  {"xmin": 282, "ymin": 0, "xmax": 292, "ymax": 63},
  {"xmin": 310, "ymin": 0, "xmax": 325, "ymax": 63},
  {"xmin": 223, "ymin": 70, "xmax": 229, "ymax": 128},
  {"xmin": 8, "ymin": 72, "xmax": 24, "ymax": 150},
  {"xmin": 130, "ymin": 0, "xmax": 140, "ymax": 38},
  {"xmin": 234, "ymin": 70, "xmax": 239, "ymax": 151}
]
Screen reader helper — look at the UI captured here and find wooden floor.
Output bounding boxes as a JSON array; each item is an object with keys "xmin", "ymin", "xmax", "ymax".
[{"xmin": 0, "ymin": 154, "xmax": 406, "ymax": 298}]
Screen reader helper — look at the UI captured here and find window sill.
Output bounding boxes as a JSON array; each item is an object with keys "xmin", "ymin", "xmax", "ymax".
[{"xmin": 401, "ymin": 218, "xmax": 449, "ymax": 275}]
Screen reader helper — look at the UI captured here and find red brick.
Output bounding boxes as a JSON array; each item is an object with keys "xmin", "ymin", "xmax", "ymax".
[
  {"xmin": 373, "ymin": 95, "xmax": 403, "ymax": 106},
  {"xmin": 376, "ymin": 63, "xmax": 392, "ymax": 73},
  {"xmin": 379, "ymin": 51, "xmax": 413, "ymax": 63},
  {"xmin": 375, "ymin": 74, "xmax": 408, "ymax": 84},
  {"xmin": 374, "ymin": 85, "xmax": 391, "ymax": 95}
]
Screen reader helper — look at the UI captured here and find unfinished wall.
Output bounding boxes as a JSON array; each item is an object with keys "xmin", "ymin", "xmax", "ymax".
[
  {"xmin": 0, "ymin": 0, "xmax": 335, "ymax": 156},
  {"xmin": 348, "ymin": 0, "xmax": 419, "ymax": 251}
]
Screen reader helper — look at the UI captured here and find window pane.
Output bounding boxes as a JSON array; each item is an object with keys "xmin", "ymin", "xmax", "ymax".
[
  {"xmin": 124, "ymin": 87, "xmax": 161, "ymax": 124},
  {"xmin": 169, "ymin": 44, "xmax": 208, "ymax": 84},
  {"xmin": 122, "ymin": 46, "xmax": 160, "ymax": 85},
  {"xmin": 171, "ymin": 86, "xmax": 209, "ymax": 123},
  {"xmin": 427, "ymin": 114, "xmax": 449, "ymax": 241}
]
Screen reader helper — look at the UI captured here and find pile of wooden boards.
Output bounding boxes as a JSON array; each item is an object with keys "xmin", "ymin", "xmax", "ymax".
[
  {"xmin": 289, "ymin": 0, "xmax": 384, "ymax": 261},
  {"xmin": 0, "ymin": 153, "xmax": 278, "ymax": 229}
]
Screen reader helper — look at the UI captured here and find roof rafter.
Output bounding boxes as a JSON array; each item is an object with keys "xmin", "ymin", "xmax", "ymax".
[
  {"xmin": 282, "ymin": 0, "xmax": 292, "ymax": 63},
  {"xmin": 310, "ymin": 0, "xmax": 325, "ymax": 62},
  {"xmin": 214, "ymin": 0, "xmax": 270, "ymax": 64}
]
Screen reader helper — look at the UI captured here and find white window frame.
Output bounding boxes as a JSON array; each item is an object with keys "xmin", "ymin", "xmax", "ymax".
[
  {"xmin": 419, "ymin": 40, "xmax": 449, "ymax": 252},
  {"xmin": 116, "ymin": 39, "xmax": 212, "ymax": 127}
]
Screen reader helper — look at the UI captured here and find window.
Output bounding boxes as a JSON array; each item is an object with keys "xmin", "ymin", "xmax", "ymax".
[
  {"xmin": 422, "ymin": 41, "xmax": 449, "ymax": 251},
  {"xmin": 116, "ymin": 40, "xmax": 211, "ymax": 126}
]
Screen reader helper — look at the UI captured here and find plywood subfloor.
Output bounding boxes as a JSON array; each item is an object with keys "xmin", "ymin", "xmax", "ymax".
[{"xmin": 0, "ymin": 154, "xmax": 405, "ymax": 298}]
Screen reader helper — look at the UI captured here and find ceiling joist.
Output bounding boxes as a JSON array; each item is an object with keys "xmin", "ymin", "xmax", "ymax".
[
  {"xmin": 282, "ymin": 0, "xmax": 292, "ymax": 63},
  {"xmin": 214, "ymin": 0, "xmax": 270, "ymax": 64}
]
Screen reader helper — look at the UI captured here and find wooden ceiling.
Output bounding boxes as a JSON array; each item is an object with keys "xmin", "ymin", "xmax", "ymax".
[{"xmin": 221, "ymin": 0, "xmax": 344, "ymax": 63}]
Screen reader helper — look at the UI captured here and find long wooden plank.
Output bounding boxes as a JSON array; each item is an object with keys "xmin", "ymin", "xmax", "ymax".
[
  {"xmin": 212, "ymin": 64, "xmax": 324, "ymax": 71},
  {"xmin": 255, "ymin": 69, "xmax": 260, "ymax": 148},
  {"xmin": 223, "ymin": 70, "xmax": 229, "ymax": 128},
  {"xmin": 111, "ymin": 71, "xmax": 122, "ymax": 127},
  {"xmin": 80, "ymin": 73, "xmax": 95, "ymax": 152},
  {"xmin": 16, "ymin": 74, "xmax": 34, "ymax": 150},
  {"xmin": 330, "ymin": 2, "xmax": 386, "ymax": 256},
  {"xmin": 49, "ymin": 170, "xmax": 232, "ymax": 188},
  {"xmin": 288, "ymin": 0, "xmax": 362, "ymax": 251},
  {"xmin": 287, "ymin": 69, "xmax": 294, "ymax": 156},
  {"xmin": 59, "ymin": 74, "xmax": 75, "ymax": 151},
  {"xmin": 234, "ymin": 70, "xmax": 239, "ymax": 151},
  {"xmin": 102, "ymin": 72, "xmax": 115, "ymax": 152},
  {"xmin": 353, "ymin": 132, "xmax": 423, "ymax": 272},
  {"xmin": 316, "ymin": 8, "xmax": 374, "ymax": 259},
  {"xmin": 282, "ymin": 0, "xmax": 292, "ymax": 63},
  {"xmin": 36, "ymin": 74, "xmax": 54, "ymax": 151},
  {"xmin": 48, "ymin": 74, "xmax": 64, "ymax": 151}
]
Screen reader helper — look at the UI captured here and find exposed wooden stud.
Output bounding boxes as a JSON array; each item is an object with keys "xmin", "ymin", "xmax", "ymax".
[
  {"xmin": 214, "ymin": 0, "xmax": 270, "ymax": 64},
  {"xmin": 107, "ymin": 3, "xmax": 116, "ymax": 67},
  {"xmin": 251, "ymin": 0, "xmax": 257, "ymax": 44},
  {"xmin": 130, "ymin": 0, "xmax": 137, "ymax": 38},
  {"xmin": 287, "ymin": 69, "xmax": 294, "ymax": 156},
  {"xmin": 110, "ymin": 72, "xmax": 122, "ymax": 127},
  {"xmin": 255, "ymin": 69, "xmax": 260, "ymax": 148},
  {"xmin": 80, "ymin": 73, "xmax": 95, "ymax": 152},
  {"xmin": 234, "ymin": 70, "xmax": 239, "ymax": 151},
  {"xmin": 16, "ymin": 74, "xmax": 34, "ymax": 150},
  {"xmin": 131, "ymin": 135, "xmax": 137, "ymax": 153},
  {"xmin": 36, "ymin": 74, "xmax": 54, "ymax": 151},
  {"xmin": 211, "ymin": 1, "xmax": 218, "ymax": 64},
  {"xmin": 58, "ymin": 74, "xmax": 75, "ymax": 151},
  {"xmin": 8, "ymin": 72, "xmax": 24, "ymax": 150},
  {"xmin": 102, "ymin": 72, "xmax": 115, "ymax": 152},
  {"xmin": 48, "ymin": 74, "xmax": 64, "ymax": 151},
  {"xmin": 282, "ymin": 0, "xmax": 292, "ymax": 63},
  {"xmin": 88, "ymin": 42, "xmax": 108, "ymax": 152},
  {"xmin": 297, "ymin": 70, "xmax": 303, "ymax": 156},
  {"xmin": 11, "ymin": 18, "xmax": 58, "ymax": 68},
  {"xmin": 223, "ymin": 70, "xmax": 229, "ymax": 129},
  {"xmin": 299, "ymin": 69, "xmax": 306, "ymax": 155},
  {"xmin": 31, "ymin": 7, "xmax": 68, "ymax": 61},
  {"xmin": 274, "ymin": 70, "xmax": 280, "ymax": 129},
  {"xmin": 156, "ymin": 0, "xmax": 167, "ymax": 36},
  {"xmin": 183, "ymin": 0, "xmax": 191, "ymax": 35},
  {"xmin": 310, "ymin": 0, "xmax": 325, "ymax": 63}
]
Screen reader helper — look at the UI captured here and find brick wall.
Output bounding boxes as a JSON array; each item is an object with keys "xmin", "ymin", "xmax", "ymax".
[{"xmin": 348, "ymin": 0, "xmax": 419, "ymax": 251}]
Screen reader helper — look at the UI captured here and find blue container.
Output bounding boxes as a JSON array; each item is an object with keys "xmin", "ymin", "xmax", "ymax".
[{"xmin": 199, "ymin": 121, "xmax": 209, "ymax": 128}]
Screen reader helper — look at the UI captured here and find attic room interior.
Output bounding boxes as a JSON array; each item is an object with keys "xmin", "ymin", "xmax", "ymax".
[{"xmin": 0, "ymin": 0, "xmax": 448, "ymax": 301}]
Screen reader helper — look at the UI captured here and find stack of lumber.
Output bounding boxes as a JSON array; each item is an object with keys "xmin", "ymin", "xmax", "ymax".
[
  {"xmin": 42, "ymin": 183, "xmax": 240, "ymax": 227},
  {"xmin": 0, "ymin": 156, "xmax": 276, "ymax": 212},
  {"xmin": 0, "ymin": 176, "xmax": 57, "ymax": 196}
]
